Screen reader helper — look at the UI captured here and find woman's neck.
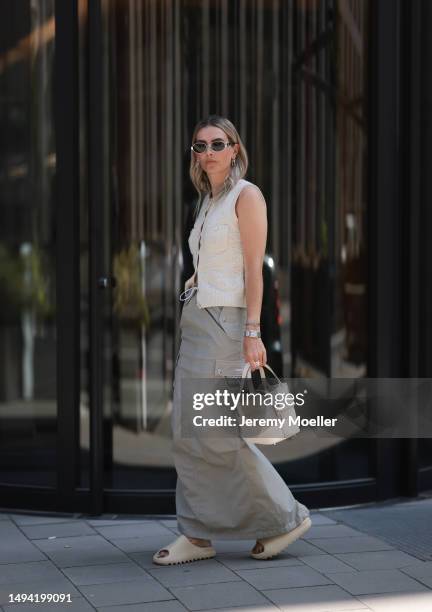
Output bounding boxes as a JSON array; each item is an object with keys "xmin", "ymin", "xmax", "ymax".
[
  {"xmin": 209, "ymin": 178, "xmax": 227, "ymax": 199},
  {"xmin": 209, "ymin": 175, "xmax": 228, "ymax": 198}
]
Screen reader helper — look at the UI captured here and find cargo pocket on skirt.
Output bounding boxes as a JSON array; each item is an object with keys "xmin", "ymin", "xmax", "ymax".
[{"xmin": 215, "ymin": 359, "xmax": 248, "ymax": 377}]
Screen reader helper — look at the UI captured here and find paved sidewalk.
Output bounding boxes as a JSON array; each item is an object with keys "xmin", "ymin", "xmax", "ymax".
[{"xmin": 1, "ymin": 496, "xmax": 432, "ymax": 612}]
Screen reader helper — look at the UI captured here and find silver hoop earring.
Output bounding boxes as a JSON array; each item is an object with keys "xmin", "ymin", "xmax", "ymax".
[{"xmin": 231, "ymin": 157, "xmax": 236, "ymax": 167}]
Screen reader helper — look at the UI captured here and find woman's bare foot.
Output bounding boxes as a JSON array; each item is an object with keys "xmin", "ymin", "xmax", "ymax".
[
  {"xmin": 155, "ymin": 536, "xmax": 212, "ymax": 558},
  {"xmin": 252, "ymin": 540, "xmax": 264, "ymax": 554}
]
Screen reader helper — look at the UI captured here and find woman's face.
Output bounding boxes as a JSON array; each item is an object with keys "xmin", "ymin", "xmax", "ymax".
[{"xmin": 193, "ymin": 126, "xmax": 239, "ymax": 179}]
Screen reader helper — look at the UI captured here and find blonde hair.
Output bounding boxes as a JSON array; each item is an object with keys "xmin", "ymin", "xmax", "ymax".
[{"xmin": 189, "ymin": 115, "xmax": 248, "ymax": 219}]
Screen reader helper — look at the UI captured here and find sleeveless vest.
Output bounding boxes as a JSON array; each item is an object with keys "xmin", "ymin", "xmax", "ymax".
[{"xmin": 188, "ymin": 178, "xmax": 254, "ymax": 309}]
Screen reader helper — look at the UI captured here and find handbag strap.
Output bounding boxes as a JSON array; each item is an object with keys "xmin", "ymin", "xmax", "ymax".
[
  {"xmin": 239, "ymin": 363, "xmax": 281, "ymax": 395},
  {"xmin": 241, "ymin": 362, "xmax": 282, "ymax": 384}
]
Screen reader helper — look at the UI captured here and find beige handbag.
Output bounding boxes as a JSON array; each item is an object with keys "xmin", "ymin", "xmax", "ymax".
[{"xmin": 236, "ymin": 363, "xmax": 301, "ymax": 445}]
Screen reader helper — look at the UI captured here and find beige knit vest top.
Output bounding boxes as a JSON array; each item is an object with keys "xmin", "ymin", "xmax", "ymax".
[{"xmin": 188, "ymin": 179, "xmax": 254, "ymax": 309}]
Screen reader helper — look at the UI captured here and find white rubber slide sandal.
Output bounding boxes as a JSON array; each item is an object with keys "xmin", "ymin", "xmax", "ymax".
[
  {"xmin": 153, "ymin": 535, "xmax": 217, "ymax": 565},
  {"xmin": 250, "ymin": 516, "xmax": 312, "ymax": 560}
]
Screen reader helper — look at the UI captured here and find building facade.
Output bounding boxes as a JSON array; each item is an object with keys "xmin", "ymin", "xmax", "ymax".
[{"xmin": 0, "ymin": 0, "xmax": 431, "ymax": 515}]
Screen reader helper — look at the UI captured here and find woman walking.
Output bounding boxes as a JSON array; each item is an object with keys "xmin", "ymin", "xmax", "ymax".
[{"xmin": 153, "ymin": 115, "xmax": 311, "ymax": 565}]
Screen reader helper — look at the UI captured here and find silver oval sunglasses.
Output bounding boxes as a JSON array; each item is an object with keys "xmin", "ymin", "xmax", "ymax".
[{"xmin": 191, "ymin": 139, "xmax": 234, "ymax": 154}]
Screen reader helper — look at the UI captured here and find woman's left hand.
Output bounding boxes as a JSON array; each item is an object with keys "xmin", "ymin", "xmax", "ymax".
[{"xmin": 243, "ymin": 337, "xmax": 267, "ymax": 372}]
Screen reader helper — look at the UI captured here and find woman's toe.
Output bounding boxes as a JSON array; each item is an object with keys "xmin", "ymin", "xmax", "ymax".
[
  {"xmin": 252, "ymin": 541, "xmax": 264, "ymax": 554},
  {"xmin": 156, "ymin": 549, "xmax": 169, "ymax": 557}
]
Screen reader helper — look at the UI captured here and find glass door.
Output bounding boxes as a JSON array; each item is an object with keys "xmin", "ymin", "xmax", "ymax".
[{"xmin": 84, "ymin": 0, "xmax": 181, "ymax": 514}]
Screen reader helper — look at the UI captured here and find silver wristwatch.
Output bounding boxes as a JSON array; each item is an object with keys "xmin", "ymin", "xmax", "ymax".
[{"xmin": 244, "ymin": 329, "xmax": 261, "ymax": 338}]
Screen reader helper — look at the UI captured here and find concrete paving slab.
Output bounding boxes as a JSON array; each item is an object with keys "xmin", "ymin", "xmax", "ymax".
[
  {"xmin": 322, "ymin": 498, "xmax": 432, "ymax": 561},
  {"xmin": 203, "ymin": 607, "xmax": 279, "ymax": 612},
  {"xmin": 148, "ymin": 560, "xmax": 240, "ymax": 587},
  {"xmin": 409, "ymin": 575, "xmax": 432, "ymax": 588},
  {"xmin": 357, "ymin": 591, "xmax": 432, "ymax": 611},
  {"xmin": 308, "ymin": 513, "xmax": 338, "ymax": 525},
  {"xmin": 85, "ymin": 519, "xmax": 156, "ymax": 526},
  {"xmin": 33, "ymin": 535, "xmax": 129, "ymax": 568},
  {"xmin": 3, "ymin": 598, "xmax": 95, "ymax": 612},
  {"xmin": 309, "ymin": 535, "xmax": 394, "ymax": 554},
  {"xmin": 10, "ymin": 514, "xmax": 79, "ymax": 526},
  {"xmin": 0, "ymin": 524, "xmax": 47, "ymax": 565},
  {"xmin": 19, "ymin": 522, "xmax": 97, "ymax": 540},
  {"xmin": 86, "ymin": 519, "xmax": 155, "ymax": 527},
  {"xmin": 327, "ymin": 568, "xmax": 429, "ymax": 595},
  {"xmin": 169, "ymin": 581, "xmax": 271, "ymax": 611},
  {"xmin": 92, "ymin": 523, "xmax": 174, "ymax": 540},
  {"xmin": 277, "ymin": 539, "xmax": 329, "ymax": 557},
  {"xmin": 77, "ymin": 577, "xmax": 173, "ymax": 607},
  {"xmin": 263, "ymin": 584, "xmax": 369, "ymax": 611},
  {"xmin": 304, "ymin": 525, "xmax": 364, "ymax": 539},
  {"xmin": 159, "ymin": 520, "xmax": 179, "ymax": 529},
  {"xmin": 0, "ymin": 561, "xmax": 67, "ymax": 585},
  {"xmin": 109, "ymin": 535, "xmax": 175, "ymax": 553},
  {"xmin": 0, "ymin": 546, "xmax": 47, "ymax": 565},
  {"xmin": 298, "ymin": 554, "xmax": 357, "ymax": 573},
  {"xmin": 62, "ymin": 561, "xmax": 150, "ymax": 585},
  {"xmin": 97, "ymin": 602, "xmax": 189, "ymax": 612},
  {"xmin": 218, "ymin": 552, "xmax": 304, "ymax": 570},
  {"xmin": 334, "ymin": 550, "xmax": 425, "ymax": 570},
  {"xmin": 236, "ymin": 565, "xmax": 332, "ymax": 590},
  {"xmin": 400, "ymin": 560, "xmax": 432, "ymax": 578},
  {"xmin": 129, "ymin": 551, "xmax": 164, "ymax": 570}
]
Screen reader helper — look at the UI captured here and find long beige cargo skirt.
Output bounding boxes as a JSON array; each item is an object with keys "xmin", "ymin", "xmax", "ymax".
[{"xmin": 171, "ymin": 290, "xmax": 310, "ymax": 540}]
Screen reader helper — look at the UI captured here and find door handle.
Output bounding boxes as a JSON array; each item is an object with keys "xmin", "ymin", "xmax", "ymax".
[{"xmin": 97, "ymin": 276, "xmax": 117, "ymax": 289}]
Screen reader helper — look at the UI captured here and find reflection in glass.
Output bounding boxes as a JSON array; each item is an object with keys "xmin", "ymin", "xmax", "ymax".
[
  {"xmin": 290, "ymin": 0, "xmax": 373, "ymax": 483},
  {"xmin": 292, "ymin": 0, "xmax": 369, "ymax": 380},
  {"xmin": 0, "ymin": 1, "xmax": 57, "ymax": 486}
]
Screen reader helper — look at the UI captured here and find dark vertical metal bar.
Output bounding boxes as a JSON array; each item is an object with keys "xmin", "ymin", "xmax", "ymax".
[
  {"xmin": 402, "ymin": 0, "xmax": 417, "ymax": 379},
  {"xmin": 368, "ymin": 0, "xmax": 402, "ymax": 379},
  {"xmin": 416, "ymin": 0, "xmax": 432, "ymax": 493},
  {"xmin": 368, "ymin": 0, "xmax": 404, "ymax": 500},
  {"xmin": 401, "ymin": 0, "xmax": 421, "ymax": 497},
  {"xmin": 420, "ymin": 2, "xmax": 432, "ymax": 385},
  {"xmin": 88, "ymin": 0, "xmax": 104, "ymax": 515},
  {"xmin": 55, "ymin": 0, "xmax": 80, "ymax": 510}
]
